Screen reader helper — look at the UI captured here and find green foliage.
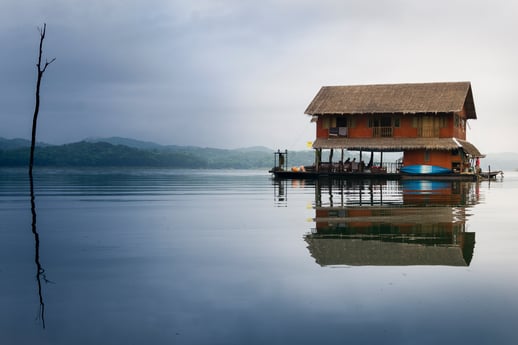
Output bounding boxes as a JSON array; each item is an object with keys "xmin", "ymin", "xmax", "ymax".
[{"xmin": 0, "ymin": 140, "xmax": 315, "ymax": 169}]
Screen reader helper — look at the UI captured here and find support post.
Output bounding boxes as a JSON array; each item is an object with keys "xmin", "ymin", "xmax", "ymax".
[
  {"xmin": 359, "ymin": 150, "xmax": 363, "ymax": 172},
  {"xmin": 315, "ymin": 149, "xmax": 321, "ymax": 172},
  {"xmin": 341, "ymin": 149, "xmax": 344, "ymax": 172}
]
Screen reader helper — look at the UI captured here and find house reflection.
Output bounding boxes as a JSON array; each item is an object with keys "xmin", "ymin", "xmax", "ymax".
[{"xmin": 305, "ymin": 179, "xmax": 480, "ymax": 267}]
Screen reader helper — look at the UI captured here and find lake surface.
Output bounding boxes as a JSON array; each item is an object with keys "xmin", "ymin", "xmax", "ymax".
[{"xmin": 1, "ymin": 168, "xmax": 517, "ymax": 344}]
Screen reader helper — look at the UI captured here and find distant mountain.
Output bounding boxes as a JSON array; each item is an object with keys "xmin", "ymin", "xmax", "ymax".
[
  {"xmin": 483, "ymin": 152, "xmax": 518, "ymax": 171},
  {"xmin": 4, "ymin": 136, "xmax": 511, "ymax": 170},
  {"xmin": 0, "ymin": 141, "xmax": 208, "ymax": 168},
  {"xmin": 84, "ymin": 137, "xmax": 165, "ymax": 150},
  {"xmin": 0, "ymin": 137, "xmax": 51, "ymax": 150},
  {"xmin": 0, "ymin": 137, "xmax": 315, "ymax": 169},
  {"xmin": 234, "ymin": 146, "xmax": 273, "ymax": 153}
]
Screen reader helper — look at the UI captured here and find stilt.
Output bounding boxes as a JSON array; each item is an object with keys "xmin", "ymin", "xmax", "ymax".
[
  {"xmin": 329, "ymin": 149, "xmax": 334, "ymax": 172},
  {"xmin": 362, "ymin": 150, "xmax": 366, "ymax": 171},
  {"xmin": 315, "ymin": 148, "xmax": 321, "ymax": 172},
  {"xmin": 341, "ymin": 149, "xmax": 344, "ymax": 172}
]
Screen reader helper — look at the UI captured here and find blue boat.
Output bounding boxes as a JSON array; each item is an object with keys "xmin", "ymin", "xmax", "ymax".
[{"xmin": 400, "ymin": 165, "xmax": 452, "ymax": 175}]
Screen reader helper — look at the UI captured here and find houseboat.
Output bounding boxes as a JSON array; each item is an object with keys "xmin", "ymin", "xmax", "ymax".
[{"xmin": 271, "ymin": 81, "xmax": 485, "ymax": 180}]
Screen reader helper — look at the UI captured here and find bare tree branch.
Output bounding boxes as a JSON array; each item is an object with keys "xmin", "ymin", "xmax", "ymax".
[
  {"xmin": 41, "ymin": 58, "xmax": 56, "ymax": 73},
  {"xmin": 29, "ymin": 23, "xmax": 55, "ymax": 178}
]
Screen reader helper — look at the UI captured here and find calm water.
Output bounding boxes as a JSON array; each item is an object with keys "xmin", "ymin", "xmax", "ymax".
[{"xmin": 1, "ymin": 168, "xmax": 517, "ymax": 344}]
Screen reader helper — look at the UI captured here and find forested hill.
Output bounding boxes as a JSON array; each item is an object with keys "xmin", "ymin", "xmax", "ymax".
[
  {"xmin": 0, "ymin": 138, "xmax": 314, "ymax": 169},
  {"xmin": 1, "ymin": 137, "xmax": 516, "ymax": 170}
]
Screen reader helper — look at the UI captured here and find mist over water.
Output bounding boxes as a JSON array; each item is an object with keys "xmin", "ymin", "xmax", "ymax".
[{"xmin": 1, "ymin": 168, "xmax": 516, "ymax": 344}]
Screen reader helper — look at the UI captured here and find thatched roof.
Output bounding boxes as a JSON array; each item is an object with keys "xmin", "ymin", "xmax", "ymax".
[
  {"xmin": 313, "ymin": 137, "xmax": 484, "ymax": 157},
  {"xmin": 305, "ymin": 237, "xmax": 472, "ymax": 266},
  {"xmin": 305, "ymin": 82, "xmax": 477, "ymax": 119}
]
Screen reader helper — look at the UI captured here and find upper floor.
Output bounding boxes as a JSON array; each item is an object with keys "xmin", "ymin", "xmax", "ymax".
[
  {"xmin": 305, "ymin": 81, "xmax": 476, "ymax": 142},
  {"xmin": 315, "ymin": 110, "xmax": 468, "ymax": 140}
]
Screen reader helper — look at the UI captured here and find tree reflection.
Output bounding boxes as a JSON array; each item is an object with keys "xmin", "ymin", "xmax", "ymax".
[{"xmin": 29, "ymin": 174, "xmax": 49, "ymax": 328}]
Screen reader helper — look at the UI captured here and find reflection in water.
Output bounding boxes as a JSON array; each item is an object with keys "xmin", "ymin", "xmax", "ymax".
[
  {"xmin": 273, "ymin": 179, "xmax": 288, "ymax": 207},
  {"xmin": 29, "ymin": 174, "xmax": 49, "ymax": 328},
  {"xmin": 284, "ymin": 179, "xmax": 480, "ymax": 267}
]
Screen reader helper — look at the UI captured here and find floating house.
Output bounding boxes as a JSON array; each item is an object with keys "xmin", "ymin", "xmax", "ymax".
[{"xmin": 273, "ymin": 81, "xmax": 485, "ymax": 179}]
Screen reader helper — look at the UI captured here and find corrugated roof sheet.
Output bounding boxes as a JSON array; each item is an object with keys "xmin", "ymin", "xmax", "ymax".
[
  {"xmin": 305, "ymin": 82, "xmax": 477, "ymax": 119},
  {"xmin": 312, "ymin": 137, "xmax": 483, "ymax": 157}
]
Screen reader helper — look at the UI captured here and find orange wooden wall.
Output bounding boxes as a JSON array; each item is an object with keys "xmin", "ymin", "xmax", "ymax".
[
  {"xmin": 403, "ymin": 150, "xmax": 461, "ymax": 169},
  {"xmin": 315, "ymin": 112, "xmax": 469, "ymax": 140}
]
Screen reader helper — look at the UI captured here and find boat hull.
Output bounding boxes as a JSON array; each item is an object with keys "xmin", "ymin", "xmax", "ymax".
[{"xmin": 478, "ymin": 170, "xmax": 503, "ymax": 179}]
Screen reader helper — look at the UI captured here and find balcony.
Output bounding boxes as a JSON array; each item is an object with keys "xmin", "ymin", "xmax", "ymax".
[{"xmin": 372, "ymin": 127, "xmax": 393, "ymax": 137}]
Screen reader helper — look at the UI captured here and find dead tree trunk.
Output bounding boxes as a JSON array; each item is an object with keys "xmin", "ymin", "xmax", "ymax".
[
  {"xmin": 29, "ymin": 23, "xmax": 55, "ymax": 178},
  {"xmin": 28, "ymin": 24, "xmax": 55, "ymax": 328}
]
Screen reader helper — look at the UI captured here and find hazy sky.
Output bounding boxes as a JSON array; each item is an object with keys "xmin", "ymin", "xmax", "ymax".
[{"xmin": 1, "ymin": 0, "xmax": 517, "ymax": 152}]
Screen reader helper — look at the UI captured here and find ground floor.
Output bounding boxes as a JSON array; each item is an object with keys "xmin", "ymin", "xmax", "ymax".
[
  {"xmin": 311, "ymin": 136, "xmax": 483, "ymax": 174},
  {"xmin": 271, "ymin": 137, "xmax": 490, "ymax": 181}
]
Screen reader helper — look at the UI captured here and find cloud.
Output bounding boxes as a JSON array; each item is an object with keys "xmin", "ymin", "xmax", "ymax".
[{"xmin": 0, "ymin": 0, "xmax": 517, "ymax": 151}]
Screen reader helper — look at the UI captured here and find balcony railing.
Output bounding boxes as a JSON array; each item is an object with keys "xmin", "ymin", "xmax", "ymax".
[{"xmin": 372, "ymin": 127, "xmax": 393, "ymax": 137}]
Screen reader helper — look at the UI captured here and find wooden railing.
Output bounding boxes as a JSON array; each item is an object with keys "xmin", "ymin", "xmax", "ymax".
[
  {"xmin": 317, "ymin": 161, "xmax": 402, "ymax": 173},
  {"xmin": 372, "ymin": 127, "xmax": 393, "ymax": 137}
]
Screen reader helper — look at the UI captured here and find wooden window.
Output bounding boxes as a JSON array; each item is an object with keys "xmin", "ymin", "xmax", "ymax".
[
  {"xmin": 329, "ymin": 117, "xmax": 348, "ymax": 137},
  {"xmin": 370, "ymin": 116, "xmax": 393, "ymax": 137},
  {"xmin": 369, "ymin": 117, "xmax": 391, "ymax": 127},
  {"xmin": 394, "ymin": 117, "xmax": 400, "ymax": 128},
  {"xmin": 380, "ymin": 117, "xmax": 391, "ymax": 127},
  {"xmin": 336, "ymin": 118, "xmax": 347, "ymax": 127},
  {"xmin": 322, "ymin": 117, "xmax": 330, "ymax": 129}
]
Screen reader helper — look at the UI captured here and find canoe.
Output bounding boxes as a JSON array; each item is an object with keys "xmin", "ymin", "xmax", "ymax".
[
  {"xmin": 479, "ymin": 170, "xmax": 503, "ymax": 179},
  {"xmin": 400, "ymin": 165, "xmax": 452, "ymax": 175}
]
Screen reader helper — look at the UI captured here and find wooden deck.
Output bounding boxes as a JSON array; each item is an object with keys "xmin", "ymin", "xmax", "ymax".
[{"xmin": 269, "ymin": 169, "xmax": 479, "ymax": 181}]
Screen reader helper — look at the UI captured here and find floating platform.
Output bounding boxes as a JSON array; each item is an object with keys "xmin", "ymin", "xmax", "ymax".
[
  {"xmin": 269, "ymin": 168, "xmax": 480, "ymax": 181},
  {"xmin": 269, "ymin": 150, "xmax": 496, "ymax": 182}
]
